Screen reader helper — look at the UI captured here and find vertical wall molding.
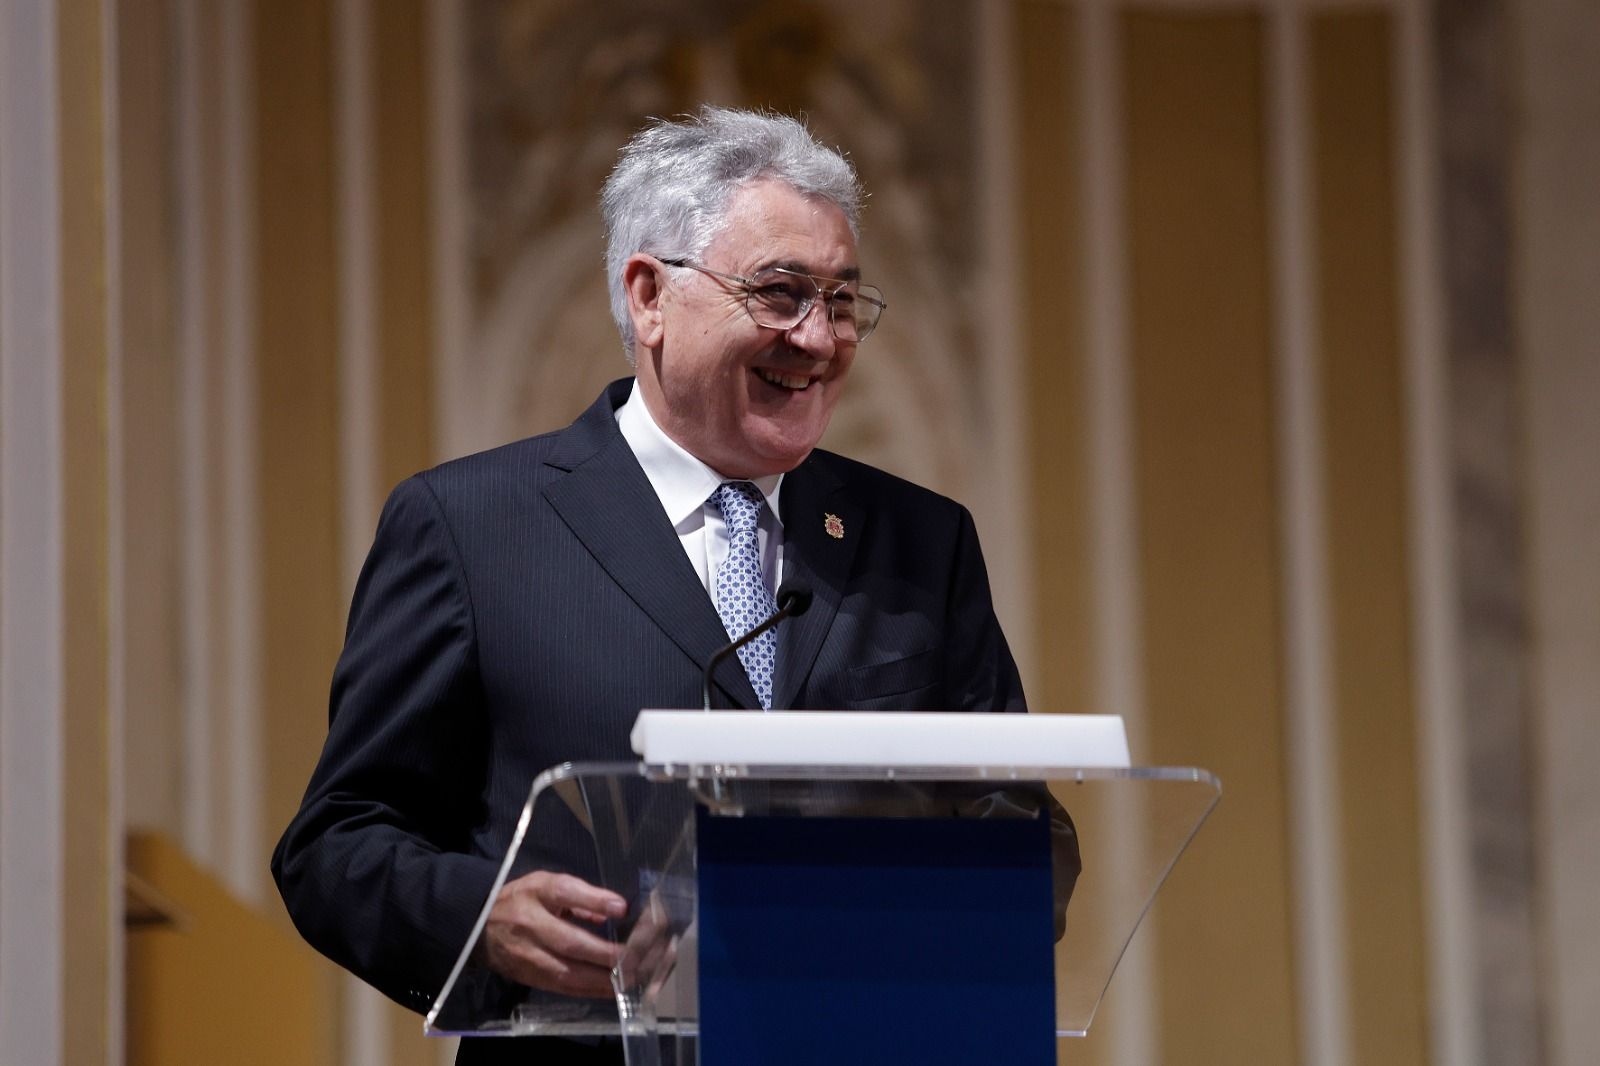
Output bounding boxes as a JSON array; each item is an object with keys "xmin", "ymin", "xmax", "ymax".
[
  {"xmin": 333, "ymin": 5, "xmax": 391, "ymax": 1066},
  {"xmin": 219, "ymin": 0, "xmax": 264, "ymax": 906},
  {"xmin": 175, "ymin": 0, "xmax": 216, "ymax": 866},
  {"xmin": 1397, "ymin": 1, "xmax": 1478, "ymax": 1063},
  {"xmin": 426, "ymin": 0, "xmax": 467, "ymax": 464},
  {"xmin": 1080, "ymin": 6, "xmax": 1142, "ymax": 756},
  {"xmin": 1268, "ymin": 9, "xmax": 1351, "ymax": 1066},
  {"xmin": 114, "ymin": 0, "xmax": 185, "ymax": 840},
  {"xmin": 0, "ymin": 4, "xmax": 66, "ymax": 1065},
  {"xmin": 101, "ymin": 0, "xmax": 128, "ymax": 1058},
  {"xmin": 1078, "ymin": 5, "xmax": 1156, "ymax": 1064},
  {"xmin": 336, "ymin": 0, "xmax": 380, "ymax": 608}
]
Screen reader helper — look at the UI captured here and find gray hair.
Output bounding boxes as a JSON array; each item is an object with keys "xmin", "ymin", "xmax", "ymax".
[{"xmin": 600, "ymin": 106, "xmax": 864, "ymax": 359}]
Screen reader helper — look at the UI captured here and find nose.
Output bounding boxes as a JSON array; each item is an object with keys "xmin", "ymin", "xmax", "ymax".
[{"xmin": 784, "ymin": 297, "xmax": 838, "ymax": 357}]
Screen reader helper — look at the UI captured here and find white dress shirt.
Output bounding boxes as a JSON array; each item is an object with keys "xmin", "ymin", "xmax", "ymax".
[{"xmin": 615, "ymin": 380, "xmax": 785, "ymax": 601}]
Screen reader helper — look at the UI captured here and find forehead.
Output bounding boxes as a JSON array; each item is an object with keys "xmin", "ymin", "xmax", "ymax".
[{"xmin": 706, "ymin": 179, "xmax": 858, "ymax": 276}]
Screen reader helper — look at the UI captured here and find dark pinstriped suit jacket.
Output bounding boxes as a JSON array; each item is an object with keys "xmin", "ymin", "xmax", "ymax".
[{"xmin": 271, "ymin": 378, "xmax": 1025, "ymax": 1051}]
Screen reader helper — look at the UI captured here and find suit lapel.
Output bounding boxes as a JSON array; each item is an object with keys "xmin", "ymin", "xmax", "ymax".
[
  {"xmin": 541, "ymin": 382, "xmax": 760, "ymax": 710},
  {"xmin": 773, "ymin": 455, "xmax": 859, "ymax": 710}
]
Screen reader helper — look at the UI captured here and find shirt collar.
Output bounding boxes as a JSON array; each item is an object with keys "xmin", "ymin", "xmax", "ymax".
[{"xmin": 615, "ymin": 379, "xmax": 784, "ymax": 529}]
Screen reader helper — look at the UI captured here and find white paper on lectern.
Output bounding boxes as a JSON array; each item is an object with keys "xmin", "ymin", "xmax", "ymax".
[{"xmin": 628, "ymin": 711, "xmax": 1131, "ymax": 769}]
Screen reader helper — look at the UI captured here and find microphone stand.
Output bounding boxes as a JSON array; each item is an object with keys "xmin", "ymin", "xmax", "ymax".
[{"xmin": 701, "ymin": 584, "xmax": 813, "ymax": 712}]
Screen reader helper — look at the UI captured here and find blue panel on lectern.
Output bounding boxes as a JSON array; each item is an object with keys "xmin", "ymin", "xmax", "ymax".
[{"xmin": 695, "ymin": 809, "xmax": 1056, "ymax": 1066}]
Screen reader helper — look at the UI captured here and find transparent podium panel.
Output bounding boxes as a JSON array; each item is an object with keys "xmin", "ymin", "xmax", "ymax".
[{"xmin": 426, "ymin": 761, "xmax": 1219, "ymax": 1059}]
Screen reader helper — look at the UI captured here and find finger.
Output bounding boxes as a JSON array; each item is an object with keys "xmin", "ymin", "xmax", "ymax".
[
  {"xmin": 538, "ymin": 873, "xmax": 628, "ymax": 921},
  {"xmin": 527, "ymin": 908, "xmax": 623, "ymax": 970},
  {"xmin": 497, "ymin": 875, "xmax": 625, "ymax": 930},
  {"xmin": 509, "ymin": 944, "xmax": 616, "ymax": 999},
  {"xmin": 485, "ymin": 888, "xmax": 619, "ymax": 973},
  {"xmin": 482, "ymin": 921, "xmax": 611, "ymax": 999}
]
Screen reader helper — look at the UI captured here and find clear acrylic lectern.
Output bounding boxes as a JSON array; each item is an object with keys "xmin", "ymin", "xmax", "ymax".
[{"xmin": 425, "ymin": 712, "xmax": 1219, "ymax": 1065}]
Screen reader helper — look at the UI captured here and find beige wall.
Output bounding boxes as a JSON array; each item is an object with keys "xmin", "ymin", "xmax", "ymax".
[{"xmin": 1, "ymin": 1, "xmax": 1594, "ymax": 1064}]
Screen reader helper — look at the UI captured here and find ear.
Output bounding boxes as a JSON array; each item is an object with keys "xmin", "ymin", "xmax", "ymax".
[{"xmin": 622, "ymin": 254, "xmax": 668, "ymax": 350}]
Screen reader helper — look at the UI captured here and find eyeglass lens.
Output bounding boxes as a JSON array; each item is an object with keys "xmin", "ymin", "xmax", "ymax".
[{"xmin": 745, "ymin": 268, "xmax": 883, "ymax": 341}]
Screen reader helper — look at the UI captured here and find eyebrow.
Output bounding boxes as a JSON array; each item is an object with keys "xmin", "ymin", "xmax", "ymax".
[{"xmin": 764, "ymin": 259, "xmax": 862, "ymax": 283}]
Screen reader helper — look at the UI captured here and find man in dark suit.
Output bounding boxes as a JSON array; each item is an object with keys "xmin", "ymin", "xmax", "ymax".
[{"xmin": 273, "ymin": 107, "xmax": 1032, "ymax": 1064}]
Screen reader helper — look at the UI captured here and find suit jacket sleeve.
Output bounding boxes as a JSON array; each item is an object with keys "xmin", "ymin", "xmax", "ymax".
[
  {"xmin": 943, "ymin": 504, "xmax": 1026, "ymax": 714},
  {"xmin": 272, "ymin": 475, "xmax": 499, "ymax": 1013}
]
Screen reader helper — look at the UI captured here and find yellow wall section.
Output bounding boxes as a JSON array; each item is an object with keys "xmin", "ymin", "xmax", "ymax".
[
  {"xmin": 127, "ymin": 832, "xmax": 334, "ymax": 1066},
  {"xmin": 59, "ymin": 0, "xmax": 113, "ymax": 1061},
  {"xmin": 1310, "ymin": 12, "xmax": 1430, "ymax": 1066},
  {"xmin": 1123, "ymin": 11, "xmax": 1298, "ymax": 1063},
  {"xmin": 254, "ymin": 1, "xmax": 346, "ymax": 1057},
  {"xmin": 1016, "ymin": 0, "xmax": 1093, "ymax": 722},
  {"xmin": 255, "ymin": 0, "xmax": 345, "ymax": 896},
  {"xmin": 375, "ymin": 0, "xmax": 437, "ymax": 496}
]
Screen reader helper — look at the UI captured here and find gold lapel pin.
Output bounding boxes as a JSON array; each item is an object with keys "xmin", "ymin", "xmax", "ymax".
[{"xmin": 824, "ymin": 513, "xmax": 844, "ymax": 539}]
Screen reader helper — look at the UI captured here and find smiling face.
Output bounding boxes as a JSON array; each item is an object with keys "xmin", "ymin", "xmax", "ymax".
[{"xmin": 625, "ymin": 179, "xmax": 860, "ymax": 478}]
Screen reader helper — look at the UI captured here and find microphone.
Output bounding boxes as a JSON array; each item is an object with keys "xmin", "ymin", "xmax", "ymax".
[{"xmin": 701, "ymin": 582, "xmax": 813, "ymax": 711}]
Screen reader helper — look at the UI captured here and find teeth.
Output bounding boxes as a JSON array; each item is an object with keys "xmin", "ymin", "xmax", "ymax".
[{"xmin": 756, "ymin": 368, "xmax": 812, "ymax": 390}]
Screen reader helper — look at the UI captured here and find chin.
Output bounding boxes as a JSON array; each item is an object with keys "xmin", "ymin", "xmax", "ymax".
[
  {"xmin": 749, "ymin": 421, "xmax": 830, "ymax": 473},
  {"xmin": 729, "ymin": 435, "xmax": 820, "ymax": 477}
]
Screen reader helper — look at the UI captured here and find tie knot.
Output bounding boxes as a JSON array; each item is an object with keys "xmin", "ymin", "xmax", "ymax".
[{"xmin": 714, "ymin": 481, "xmax": 764, "ymax": 534}]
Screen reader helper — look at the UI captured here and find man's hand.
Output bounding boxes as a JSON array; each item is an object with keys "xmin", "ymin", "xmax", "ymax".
[{"xmin": 481, "ymin": 871, "xmax": 627, "ymax": 998}]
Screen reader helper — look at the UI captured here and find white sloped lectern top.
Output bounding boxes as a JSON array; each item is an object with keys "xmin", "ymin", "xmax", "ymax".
[{"xmin": 628, "ymin": 710, "xmax": 1131, "ymax": 769}]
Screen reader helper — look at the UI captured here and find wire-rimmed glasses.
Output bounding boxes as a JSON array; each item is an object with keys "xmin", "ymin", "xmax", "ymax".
[{"xmin": 659, "ymin": 258, "xmax": 886, "ymax": 342}]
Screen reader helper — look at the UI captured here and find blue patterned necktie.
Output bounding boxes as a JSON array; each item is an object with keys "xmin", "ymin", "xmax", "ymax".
[{"xmin": 712, "ymin": 481, "xmax": 778, "ymax": 710}]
